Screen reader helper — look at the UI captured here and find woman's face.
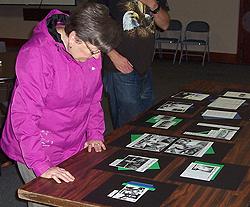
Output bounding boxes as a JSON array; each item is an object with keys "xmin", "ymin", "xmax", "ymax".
[{"xmin": 67, "ymin": 31, "xmax": 101, "ymax": 62}]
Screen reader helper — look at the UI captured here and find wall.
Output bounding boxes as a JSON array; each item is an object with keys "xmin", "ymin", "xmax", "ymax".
[
  {"xmin": 0, "ymin": 0, "xmax": 240, "ymax": 54},
  {"xmin": 168, "ymin": 0, "xmax": 240, "ymax": 54}
]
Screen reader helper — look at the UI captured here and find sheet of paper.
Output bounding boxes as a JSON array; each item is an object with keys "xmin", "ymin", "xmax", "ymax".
[
  {"xmin": 180, "ymin": 161, "xmax": 224, "ymax": 181},
  {"xmin": 164, "ymin": 138, "xmax": 213, "ymax": 157},
  {"xmin": 157, "ymin": 101, "xmax": 193, "ymax": 113},
  {"xmin": 223, "ymin": 91, "xmax": 250, "ymax": 99},
  {"xmin": 108, "ymin": 184, "xmax": 149, "ymax": 203},
  {"xmin": 171, "ymin": 91, "xmax": 210, "ymax": 101},
  {"xmin": 202, "ymin": 109, "xmax": 237, "ymax": 119},
  {"xmin": 109, "ymin": 155, "xmax": 158, "ymax": 172},
  {"xmin": 126, "ymin": 133, "xmax": 177, "ymax": 152},
  {"xmin": 183, "ymin": 122, "xmax": 240, "ymax": 140},
  {"xmin": 208, "ymin": 97, "xmax": 245, "ymax": 110}
]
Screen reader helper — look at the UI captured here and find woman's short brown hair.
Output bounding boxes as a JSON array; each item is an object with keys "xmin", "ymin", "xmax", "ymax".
[{"xmin": 65, "ymin": 2, "xmax": 121, "ymax": 53}]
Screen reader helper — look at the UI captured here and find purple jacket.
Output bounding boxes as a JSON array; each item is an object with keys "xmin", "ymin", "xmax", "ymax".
[{"xmin": 0, "ymin": 10, "xmax": 105, "ymax": 176}]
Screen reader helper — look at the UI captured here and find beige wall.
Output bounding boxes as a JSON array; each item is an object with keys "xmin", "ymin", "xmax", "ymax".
[
  {"xmin": 0, "ymin": 0, "xmax": 240, "ymax": 54},
  {"xmin": 168, "ymin": 0, "xmax": 240, "ymax": 54}
]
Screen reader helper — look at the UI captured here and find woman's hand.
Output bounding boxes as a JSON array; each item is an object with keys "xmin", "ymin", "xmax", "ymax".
[
  {"xmin": 84, "ymin": 140, "xmax": 106, "ymax": 152},
  {"xmin": 40, "ymin": 167, "xmax": 75, "ymax": 184}
]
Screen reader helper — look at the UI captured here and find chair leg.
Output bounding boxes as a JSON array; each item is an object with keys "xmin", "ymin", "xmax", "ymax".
[
  {"xmin": 207, "ymin": 44, "xmax": 210, "ymax": 62},
  {"xmin": 185, "ymin": 44, "xmax": 188, "ymax": 62},
  {"xmin": 179, "ymin": 44, "xmax": 184, "ymax": 64},
  {"xmin": 202, "ymin": 45, "xmax": 207, "ymax": 66},
  {"xmin": 173, "ymin": 43, "xmax": 179, "ymax": 64}
]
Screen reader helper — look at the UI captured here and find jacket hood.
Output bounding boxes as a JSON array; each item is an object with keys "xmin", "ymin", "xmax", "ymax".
[{"xmin": 32, "ymin": 9, "xmax": 69, "ymax": 45}]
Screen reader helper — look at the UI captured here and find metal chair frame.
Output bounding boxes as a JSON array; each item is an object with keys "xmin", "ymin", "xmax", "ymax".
[
  {"xmin": 154, "ymin": 19, "xmax": 182, "ymax": 64},
  {"xmin": 179, "ymin": 21, "xmax": 210, "ymax": 66}
]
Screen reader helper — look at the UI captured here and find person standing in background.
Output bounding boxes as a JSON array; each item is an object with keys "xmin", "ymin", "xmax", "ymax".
[
  {"xmin": 95, "ymin": 0, "xmax": 170, "ymax": 129},
  {"xmin": 0, "ymin": 2, "xmax": 120, "ymax": 207}
]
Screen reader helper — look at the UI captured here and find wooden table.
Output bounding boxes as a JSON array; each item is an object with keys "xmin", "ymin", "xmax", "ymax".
[{"xmin": 18, "ymin": 80, "xmax": 250, "ymax": 207}]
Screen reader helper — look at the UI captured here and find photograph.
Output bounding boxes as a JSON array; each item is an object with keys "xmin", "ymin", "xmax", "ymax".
[
  {"xmin": 223, "ymin": 91, "xmax": 250, "ymax": 99},
  {"xmin": 180, "ymin": 161, "xmax": 224, "ymax": 181},
  {"xmin": 126, "ymin": 133, "xmax": 177, "ymax": 152},
  {"xmin": 171, "ymin": 91, "xmax": 210, "ymax": 101},
  {"xmin": 108, "ymin": 184, "xmax": 148, "ymax": 203},
  {"xmin": 164, "ymin": 138, "xmax": 213, "ymax": 157},
  {"xmin": 183, "ymin": 122, "xmax": 240, "ymax": 140},
  {"xmin": 157, "ymin": 101, "xmax": 193, "ymax": 113},
  {"xmin": 109, "ymin": 155, "xmax": 158, "ymax": 172}
]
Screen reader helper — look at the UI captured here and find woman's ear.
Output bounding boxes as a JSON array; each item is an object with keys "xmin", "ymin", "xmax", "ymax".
[{"xmin": 68, "ymin": 31, "xmax": 77, "ymax": 45}]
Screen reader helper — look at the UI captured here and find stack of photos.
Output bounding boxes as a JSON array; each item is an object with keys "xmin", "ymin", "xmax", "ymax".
[
  {"xmin": 202, "ymin": 109, "xmax": 238, "ymax": 119},
  {"xmin": 208, "ymin": 97, "xmax": 246, "ymax": 110},
  {"xmin": 126, "ymin": 133, "xmax": 214, "ymax": 157},
  {"xmin": 164, "ymin": 138, "xmax": 213, "ymax": 157},
  {"xmin": 109, "ymin": 155, "xmax": 158, "ymax": 172},
  {"xmin": 183, "ymin": 122, "xmax": 240, "ymax": 140},
  {"xmin": 146, "ymin": 115, "xmax": 182, "ymax": 129},
  {"xmin": 222, "ymin": 91, "xmax": 250, "ymax": 99},
  {"xmin": 107, "ymin": 181, "xmax": 155, "ymax": 203},
  {"xmin": 157, "ymin": 101, "xmax": 193, "ymax": 113},
  {"xmin": 126, "ymin": 133, "xmax": 177, "ymax": 152},
  {"xmin": 180, "ymin": 161, "xmax": 224, "ymax": 181},
  {"xmin": 171, "ymin": 91, "xmax": 210, "ymax": 101}
]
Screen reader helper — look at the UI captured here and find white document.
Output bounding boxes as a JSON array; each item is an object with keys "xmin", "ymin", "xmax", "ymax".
[
  {"xmin": 109, "ymin": 155, "xmax": 158, "ymax": 172},
  {"xmin": 208, "ymin": 97, "xmax": 245, "ymax": 110},
  {"xmin": 126, "ymin": 133, "xmax": 177, "ymax": 152},
  {"xmin": 180, "ymin": 162, "xmax": 223, "ymax": 181},
  {"xmin": 164, "ymin": 138, "xmax": 213, "ymax": 157},
  {"xmin": 152, "ymin": 119, "xmax": 176, "ymax": 129},
  {"xmin": 108, "ymin": 184, "xmax": 148, "ymax": 203},
  {"xmin": 223, "ymin": 91, "xmax": 250, "ymax": 99},
  {"xmin": 157, "ymin": 101, "xmax": 193, "ymax": 113},
  {"xmin": 202, "ymin": 109, "xmax": 237, "ymax": 119},
  {"xmin": 183, "ymin": 122, "xmax": 240, "ymax": 140},
  {"xmin": 171, "ymin": 91, "xmax": 210, "ymax": 101}
]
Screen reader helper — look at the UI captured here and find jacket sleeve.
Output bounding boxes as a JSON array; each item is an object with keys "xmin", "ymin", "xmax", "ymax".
[
  {"xmin": 11, "ymin": 47, "xmax": 53, "ymax": 176},
  {"xmin": 86, "ymin": 64, "xmax": 105, "ymax": 142}
]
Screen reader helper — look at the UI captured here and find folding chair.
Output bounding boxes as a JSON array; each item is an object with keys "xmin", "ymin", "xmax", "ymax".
[
  {"xmin": 154, "ymin": 19, "xmax": 182, "ymax": 64},
  {"xmin": 179, "ymin": 21, "xmax": 210, "ymax": 66}
]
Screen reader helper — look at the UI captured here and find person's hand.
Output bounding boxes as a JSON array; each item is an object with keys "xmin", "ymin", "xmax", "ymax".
[
  {"xmin": 84, "ymin": 140, "xmax": 106, "ymax": 152},
  {"xmin": 108, "ymin": 50, "xmax": 133, "ymax": 74},
  {"xmin": 40, "ymin": 167, "xmax": 75, "ymax": 184},
  {"xmin": 138, "ymin": 0, "xmax": 158, "ymax": 11}
]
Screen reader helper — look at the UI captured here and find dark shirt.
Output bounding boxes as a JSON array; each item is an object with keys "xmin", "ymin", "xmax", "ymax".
[{"xmin": 96, "ymin": 0, "xmax": 169, "ymax": 75}]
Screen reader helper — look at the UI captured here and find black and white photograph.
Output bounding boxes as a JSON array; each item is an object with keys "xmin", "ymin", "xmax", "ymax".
[
  {"xmin": 109, "ymin": 155, "xmax": 158, "ymax": 172},
  {"xmin": 164, "ymin": 138, "xmax": 213, "ymax": 157},
  {"xmin": 171, "ymin": 91, "xmax": 210, "ymax": 101},
  {"xmin": 145, "ymin": 115, "xmax": 183, "ymax": 129},
  {"xmin": 126, "ymin": 133, "xmax": 177, "ymax": 152},
  {"xmin": 223, "ymin": 91, "xmax": 250, "ymax": 99},
  {"xmin": 183, "ymin": 122, "xmax": 240, "ymax": 140},
  {"xmin": 157, "ymin": 101, "xmax": 193, "ymax": 113},
  {"xmin": 180, "ymin": 161, "xmax": 224, "ymax": 181},
  {"xmin": 107, "ymin": 184, "xmax": 148, "ymax": 203},
  {"xmin": 147, "ymin": 115, "xmax": 176, "ymax": 122},
  {"xmin": 152, "ymin": 119, "xmax": 176, "ymax": 129}
]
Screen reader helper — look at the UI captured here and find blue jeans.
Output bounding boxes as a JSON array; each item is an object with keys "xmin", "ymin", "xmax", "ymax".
[{"xmin": 103, "ymin": 70, "xmax": 154, "ymax": 129}]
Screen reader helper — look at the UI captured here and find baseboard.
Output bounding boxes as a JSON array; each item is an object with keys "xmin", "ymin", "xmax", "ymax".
[{"xmin": 155, "ymin": 49, "xmax": 239, "ymax": 64}]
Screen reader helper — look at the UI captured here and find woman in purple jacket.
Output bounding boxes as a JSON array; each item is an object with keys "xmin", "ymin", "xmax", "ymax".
[{"xmin": 0, "ymin": 2, "xmax": 120, "ymax": 189}]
